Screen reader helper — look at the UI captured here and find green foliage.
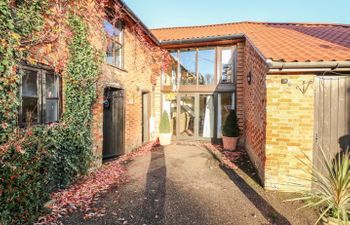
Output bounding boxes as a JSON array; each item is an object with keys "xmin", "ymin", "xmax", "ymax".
[
  {"xmin": 287, "ymin": 148, "xmax": 350, "ymax": 225},
  {"xmin": 64, "ymin": 14, "xmax": 99, "ymax": 125},
  {"xmin": 0, "ymin": 0, "xmax": 48, "ymax": 144},
  {"xmin": 159, "ymin": 111, "xmax": 171, "ymax": 134},
  {"xmin": 222, "ymin": 110, "xmax": 240, "ymax": 137},
  {"xmin": 0, "ymin": 11, "xmax": 100, "ymax": 225}
]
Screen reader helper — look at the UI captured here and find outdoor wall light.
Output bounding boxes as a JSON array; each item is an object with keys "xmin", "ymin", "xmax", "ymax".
[
  {"xmin": 281, "ymin": 78, "xmax": 289, "ymax": 84},
  {"xmin": 247, "ymin": 72, "xmax": 252, "ymax": 85}
]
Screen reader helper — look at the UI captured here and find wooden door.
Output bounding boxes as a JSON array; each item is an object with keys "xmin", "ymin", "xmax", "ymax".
[
  {"xmin": 103, "ymin": 88, "xmax": 124, "ymax": 159},
  {"xmin": 314, "ymin": 76, "xmax": 350, "ymax": 169},
  {"xmin": 142, "ymin": 92, "xmax": 151, "ymax": 143}
]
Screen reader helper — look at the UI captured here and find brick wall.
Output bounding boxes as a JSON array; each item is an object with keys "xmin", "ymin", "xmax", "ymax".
[
  {"xmin": 91, "ymin": 25, "xmax": 163, "ymax": 165},
  {"xmin": 242, "ymin": 40, "xmax": 269, "ymax": 181},
  {"xmin": 265, "ymin": 74, "xmax": 315, "ymax": 191}
]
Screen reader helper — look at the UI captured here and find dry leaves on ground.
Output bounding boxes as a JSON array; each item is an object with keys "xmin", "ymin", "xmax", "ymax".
[{"xmin": 36, "ymin": 141, "xmax": 159, "ymax": 225}]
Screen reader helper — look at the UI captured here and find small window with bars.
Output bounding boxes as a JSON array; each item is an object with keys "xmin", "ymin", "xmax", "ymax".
[{"xmin": 104, "ymin": 20, "xmax": 124, "ymax": 69}]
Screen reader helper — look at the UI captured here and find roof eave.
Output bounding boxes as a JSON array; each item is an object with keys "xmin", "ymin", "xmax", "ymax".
[
  {"xmin": 159, "ymin": 33, "xmax": 245, "ymax": 46},
  {"xmin": 267, "ymin": 60, "xmax": 350, "ymax": 73}
]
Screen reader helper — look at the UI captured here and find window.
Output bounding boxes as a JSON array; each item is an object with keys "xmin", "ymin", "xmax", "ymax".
[
  {"xmin": 179, "ymin": 49, "xmax": 196, "ymax": 85},
  {"xmin": 220, "ymin": 47, "xmax": 237, "ymax": 83},
  {"xmin": 198, "ymin": 48, "xmax": 215, "ymax": 85},
  {"xmin": 104, "ymin": 20, "xmax": 124, "ymax": 68},
  {"xmin": 217, "ymin": 93, "xmax": 235, "ymax": 138},
  {"xmin": 20, "ymin": 66, "xmax": 61, "ymax": 126}
]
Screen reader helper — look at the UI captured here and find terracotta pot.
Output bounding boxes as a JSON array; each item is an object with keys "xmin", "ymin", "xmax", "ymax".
[
  {"xmin": 159, "ymin": 133, "xmax": 172, "ymax": 146},
  {"xmin": 222, "ymin": 136, "xmax": 239, "ymax": 150}
]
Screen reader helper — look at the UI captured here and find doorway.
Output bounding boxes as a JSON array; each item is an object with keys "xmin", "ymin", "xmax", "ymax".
[
  {"xmin": 314, "ymin": 76, "xmax": 350, "ymax": 170},
  {"xmin": 142, "ymin": 92, "xmax": 151, "ymax": 143},
  {"xmin": 103, "ymin": 88, "xmax": 125, "ymax": 159}
]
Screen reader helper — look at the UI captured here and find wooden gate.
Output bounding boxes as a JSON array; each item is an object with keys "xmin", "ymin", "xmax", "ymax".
[
  {"xmin": 142, "ymin": 92, "xmax": 151, "ymax": 143},
  {"xmin": 314, "ymin": 76, "xmax": 350, "ymax": 169},
  {"xmin": 103, "ymin": 88, "xmax": 124, "ymax": 159}
]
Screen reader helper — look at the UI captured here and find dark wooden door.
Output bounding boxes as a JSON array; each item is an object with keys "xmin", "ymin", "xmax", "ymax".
[
  {"xmin": 103, "ymin": 89, "xmax": 124, "ymax": 159},
  {"xmin": 142, "ymin": 92, "xmax": 150, "ymax": 143},
  {"xmin": 314, "ymin": 76, "xmax": 350, "ymax": 169}
]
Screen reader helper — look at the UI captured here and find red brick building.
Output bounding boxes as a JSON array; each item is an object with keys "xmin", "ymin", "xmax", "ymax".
[{"xmin": 20, "ymin": 0, "xmax": 350, "ymax": 191}]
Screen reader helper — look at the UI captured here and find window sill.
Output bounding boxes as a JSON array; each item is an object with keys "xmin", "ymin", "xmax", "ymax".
[{"xmin": 106, "ymin": 63, "xmax": 128, "ymax": 73}]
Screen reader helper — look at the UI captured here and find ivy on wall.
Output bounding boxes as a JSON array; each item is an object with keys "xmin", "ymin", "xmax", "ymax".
[
  {"xmin": 0, "ymin": 0, "xmax": 48, "ymax": 144},
  {"xmin": 0, "ymin": 2, "xmax": 100, "ymax": 224}
]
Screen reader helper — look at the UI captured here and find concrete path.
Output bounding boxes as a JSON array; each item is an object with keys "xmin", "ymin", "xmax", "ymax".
[{"xmin": 61, "ymin": 144, "xmax": 316, "ymax": 225}]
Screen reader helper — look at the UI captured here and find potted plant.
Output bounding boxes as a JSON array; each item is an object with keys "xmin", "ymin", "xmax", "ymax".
[
  {"xmin": 159, "ymin": 110, "xmax": 172, "ymax": 145},
  {"xmin": 222, "ymin": 109, "xmax": 240, "ymax": 150},
  {"xmin": 287, "ymin": 148, "xmax": 350, "ymax": 225}
]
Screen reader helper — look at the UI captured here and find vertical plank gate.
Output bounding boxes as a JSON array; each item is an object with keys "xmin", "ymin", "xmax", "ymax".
[{"xmin": 314, "ymin": 76, "xmax": 350, "ymax": 170}]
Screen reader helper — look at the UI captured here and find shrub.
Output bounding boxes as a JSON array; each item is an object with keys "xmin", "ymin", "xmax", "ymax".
[
  {"xmin": 159, "ymin": 111, "xmax": 171, "ymax": 134},
  {"xmin": 222, "ymin": 110, "xmax": 240, "ymax": 137},
  {"xmin": 287, "ymin": 148, "xmax": 350, "ymax": 224}
]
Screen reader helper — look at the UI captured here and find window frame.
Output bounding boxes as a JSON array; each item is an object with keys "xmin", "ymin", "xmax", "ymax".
[
  {"xmin": 104, "ymin": 20, "xmax": 125, "ymax": 69},
  {"xmin": 19, "ymin": 65, "xmax": 61, "ymax": 127},
  {"xmin": 162, "ymin": 46, "xmax": 237, "ymax": 91}
]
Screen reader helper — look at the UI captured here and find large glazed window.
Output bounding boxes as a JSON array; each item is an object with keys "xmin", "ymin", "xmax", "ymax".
[
  {"xmin": 20, "ymin": 66, "xmax": 61, "ymax": 126},
  {"xmin": 199, "ymin": 94, "xmax": 214, "ymax": 138},
  {"xmin": 162, "ymin": 93, "xmax": 177, "ymax": 135},
  {"xmin": 217, "ymin": 93, "xmax": 235, "ymax": 138},
  {"xmin": 220, "ymin": 47, "xmax": 237, "ymax": 83},
  {"xmin": 198, "ymin": 48, "xmax": 215, "ymax": 85},
  {"xmin": 179, "ymin": 49, "xmax": 196, "ymax": 85},
  {"xmin": 104, "ymin": 20, "xmax": 124, "ymax": 69}
]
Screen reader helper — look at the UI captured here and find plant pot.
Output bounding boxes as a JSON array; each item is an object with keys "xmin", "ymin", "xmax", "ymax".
[
  {"xmin": 159, "ymin": 133, "xmax": 172, "ymax": 146},
  {"xmin": 222, "ymin": 136, "xmax": 239, "ymax": 150},
  {"xmin": 322, "ymin": 216, "xmax": 346, "ymax": 225}
]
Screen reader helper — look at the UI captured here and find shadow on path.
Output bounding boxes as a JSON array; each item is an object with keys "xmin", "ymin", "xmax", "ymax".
[
  {"xmin": 220, "ymin": 165, "xmax": 292, "ymax": 225},
  {"xmin": 140, "ymin": 146, "xmax": 167, "ymax": 224}
]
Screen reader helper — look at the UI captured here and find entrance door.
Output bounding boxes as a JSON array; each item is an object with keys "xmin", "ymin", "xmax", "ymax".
[
  {"xmin": 103, "ymin": 88, "xmax": 124, "ymax": 159},
  {"xmin": 142, "ymin": 92, "xmax": 151, "ymax": 143},
  {"xmin": 314, "ymin": 76, "xmax": 350, "ymax": 169}
]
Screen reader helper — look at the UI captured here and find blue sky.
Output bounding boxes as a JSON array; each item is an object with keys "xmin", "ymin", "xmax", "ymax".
[{"xmin": 123, "ymin": 0, "xmax": 350, "ymax": 29}]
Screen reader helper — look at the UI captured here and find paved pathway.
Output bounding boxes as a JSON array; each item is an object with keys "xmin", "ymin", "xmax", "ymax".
[{"xmin": 61, "ymin": 144, "xmax": 316, "ymax": 225}]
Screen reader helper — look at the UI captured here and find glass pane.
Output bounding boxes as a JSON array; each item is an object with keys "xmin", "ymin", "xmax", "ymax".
[
  {"xmin": 46, "ymin": 73, "xmax": 58, "ymax": 98},
  {"xmin": 199, "ymin": 95, "xmax": 214, "ymax": 138},
  {"xmin": 22, "ymin": 97, "xmax": 39, "ymax": 124},
  {"xmin": 198, "ymin": 48, "xmax": 215, "ymax": 85},
  {"xmin": 103, "ymin": 20, "xmax": 122, "ymax": 42},
  {"xmin": 106, "ymin": 40, "xmax": 114, "ymax": 65},
  {"xmin": 162, "ymin": 94, "xmax": 177, "ymax": 135},
  {"xmin": 163, "ymin": 51, "xmax": 178, "ymax": 88},
  {"xmin": 179, "ymin": 49, "xmax": 196, "ymax": 85},
  {"xmin": 22, "ymin": 70, "xmax": 38, "ymax": 97},
  {"xmin": 217, "ymin": 93, "xmax": 235, "ymax": 138},
  {"xmin": 46, "ymin": 99, "xmax": 58, "ymax": 123},
  {"xmin": 115, "ymin": 43, "xmax": 122, "ymax": 68},
  {"xmin": 221, "ymin": 48, "xmax": 235, "ymax": 83},
  {"xmin": 179, "ymin": 96, "xmax": 195, "ymax": 137}
]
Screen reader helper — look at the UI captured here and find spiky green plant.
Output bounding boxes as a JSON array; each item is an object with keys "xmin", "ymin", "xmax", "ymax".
[{"xmin": 287, "ymin": 148, "xmax": 350, "ymax": 225}]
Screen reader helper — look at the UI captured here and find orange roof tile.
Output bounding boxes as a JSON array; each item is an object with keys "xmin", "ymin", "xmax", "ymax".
[{"xmin": 151, "ymin": 22, "xmax": 350, "ymax": 62}]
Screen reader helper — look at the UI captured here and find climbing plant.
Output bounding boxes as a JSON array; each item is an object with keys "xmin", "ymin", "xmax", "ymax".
[{"xmin": 0, "ymin": 0, "xmax": 48, "ymax": 144}]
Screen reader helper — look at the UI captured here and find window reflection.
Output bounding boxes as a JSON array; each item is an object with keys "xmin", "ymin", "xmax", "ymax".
[
  {"xmin": 198, "ymin": 48, "xmax": 215, "ymax": 85},
  {"xmin": 179, "ymin": 49, "xmax": 196, "ymax": 85},
  {"xmin": 217, "ymin": 93, "xmax": 235, "ymax": 138},
  {"xmin": 199, "ymin": 95, "xmax": 214, "ymax": 138},
  {"xmin": 221, "ymin": 47, "xmax": 237, "ymax": 83}
]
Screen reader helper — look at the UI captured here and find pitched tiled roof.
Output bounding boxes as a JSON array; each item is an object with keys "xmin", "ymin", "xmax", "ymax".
[{"xmin": 151, "ymin": 22, "xmax": 350, "ymax": 62}]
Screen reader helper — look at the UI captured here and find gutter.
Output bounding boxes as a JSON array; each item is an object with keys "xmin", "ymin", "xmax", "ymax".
[
  {"xmin": 118, "ymin": 0, "xmax": 160, "ymax": 45},
  {"xmin": 267, "ymin": 60, "xmax": 350, "ymax": 72},
  {"xmin": 159, "ymin": 33, "xmax": 245, "ymax": 46}
]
